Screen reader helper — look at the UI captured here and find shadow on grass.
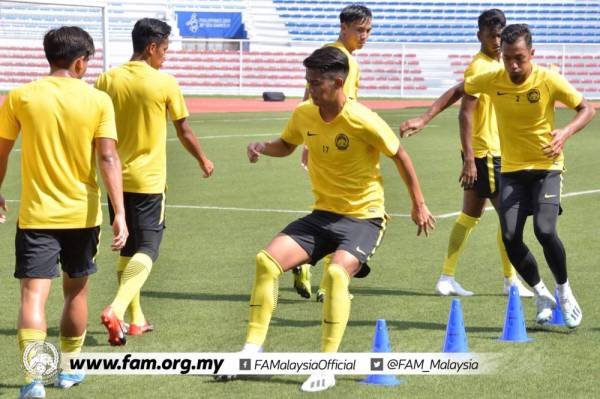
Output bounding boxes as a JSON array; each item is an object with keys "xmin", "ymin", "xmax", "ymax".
[
  {"xmin": 0, "ymin": 383, "xmax": 22, "ymax": 389},
  {"xmin": 269, "ymin": 317, "xmax": 502, "ymax": 334},
  {"xmin": 143, "ymin": 290, "xmax": 297, "ymax": 305},
  {"xmin": 527, "ymin": 325, "xmax": 578, "ymax": 335},
  {"xmin": 204, "ymin": 375, "xmax": 301, "ymax": 386},
  {"xmin": 0, "ymin": 327, "xmax": 61, "ymax": 336}
]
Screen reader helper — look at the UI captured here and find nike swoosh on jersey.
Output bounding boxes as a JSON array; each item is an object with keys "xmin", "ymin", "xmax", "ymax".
[{"xmin": 544, "ymin": 193, "xmax": 558, "ymax": 199}]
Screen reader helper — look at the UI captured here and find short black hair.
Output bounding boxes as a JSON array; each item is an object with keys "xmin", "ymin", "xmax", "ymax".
[
  {"xmin": 132, "ymin": 18, "xmax": 171, "ymax": 53},
  {"xmin": 501, "ymin": 24, "xmax": 532, "ymax": 49},
  {"xmin": 478, "ymin": 9, "xmax": 506, "ymax": 31},
  {"xmin": 43, "ymin": 26, "xmax": 94, "ymax": 69},
  {"xmin": 339, "ymin": 4, "xmax": 372, "ymax": 25},
  {"xmin": 303, "ymin": 47, "xmax": 349, "ymax": 81}
]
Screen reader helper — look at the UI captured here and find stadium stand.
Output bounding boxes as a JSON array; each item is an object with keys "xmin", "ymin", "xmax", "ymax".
[
  {"xmin": 1, "ymin": 0, "xmax": 599, "ymax": 97},
  {"xmin": 275, "ymin": 0, "xmax": 600, "ymax": 44}
]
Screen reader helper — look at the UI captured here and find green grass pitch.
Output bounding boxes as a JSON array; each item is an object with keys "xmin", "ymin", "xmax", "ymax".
[{"xmin": 0, "ymin": 107, "xmax": 598, "ymax": 398}]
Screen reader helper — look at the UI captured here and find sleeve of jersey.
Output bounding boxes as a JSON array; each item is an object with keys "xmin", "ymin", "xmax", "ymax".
[
  {"xmin": 95, "ymin": 93, "xmax": 118, "ymax": 141},
  {"xmin": 463, "ymin": 62, "xmax": 481, "ymax": 99},
  {"xmin": 94, "ymin": 72, "xmax": 106, "ymax": 91},
  {"xmin": 166, "ymin": 77, "xmax": 190, "ymax": 121},
  {"xmin": 280, "ymin": 111, "xmax": 303, "ymax": 146},
  {"xmin": 464, "ymin": 70, "xmax": 493, "ymax": 97},
  {"xmin": 0, "ymin": 91, "xmax": 21, "ymax": 141},
  {"xmin": 367, "ymin": 114, "xmax": 400, "ymax": 157},
  {"xmin": 550, "ymin": 71, "xmax": 583, "ymax": 109}
]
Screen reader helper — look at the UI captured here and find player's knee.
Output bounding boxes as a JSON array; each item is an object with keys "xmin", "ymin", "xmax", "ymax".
[
  {"xmin": 138, "ymin": 246, "xmax": 159, "ymax": 262},
  {"xmin": 256, "ymin": 250, "xmax": 283, "ymax": 277},
  {"xmin": 533, "ymin": 223, "xmax": 558, "ymax": 245},
  {"xmin": 326, "ymin": 264, "xmax": 350, "ymax": 291},
  {"xmin": 501, "ymin": 226, "xmax": 521, "ymax": 246}
]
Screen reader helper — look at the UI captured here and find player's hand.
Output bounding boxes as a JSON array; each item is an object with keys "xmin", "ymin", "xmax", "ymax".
[
  {"xmin": 411, "ymin": 203, "xmax": 436, "ymax": 237},
  {"xmin": 543, "ymin": 128, "xmax": 568, "ymax": 158},
  {"xmin": 0, "ymin": 194, "xmax": 7, "ymax": 223},
  {"xmin": 199, "ymin": 158, "xmax": 214, "ymax": 178},
  {"xmin": 400, "ymin": 117, "xmax": 426, "ymax": 138},
  {"xmin": 247, "ymin": 142, "xmax": 265, "ymax": 163},
  {"xmin": 111, "ymin": 213, "xmax": 128, "ymax": 251},
  {"xmin": 459, "ymin": 158, "xmax": 477, "ymax": 189},
  {"xmin": 300, "ymin": 146, "xmax": 309, "ymax": 171}
]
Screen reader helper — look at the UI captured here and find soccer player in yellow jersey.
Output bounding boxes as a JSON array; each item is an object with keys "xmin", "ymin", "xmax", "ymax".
[
  {"xmin": 0, "ymin": 27, "xmax": 127, "ymax": 398},
  {"xmin": 400, "ymin": 24, "xmax": 595, "ymax": 328},
  {"xmin": 294, "ymin": 4, "xmax": 373, "ymax": 302},
  {"xmin": 403, "ymin": 10, "xmax": 532, "ymax": 298},
  {"xmin": 216, "ymin": 47, "xmax": 435, "ymax": 392},
  {"xmin": 96, "ymin": 18, "xmax": 214, "ymax": 346}
]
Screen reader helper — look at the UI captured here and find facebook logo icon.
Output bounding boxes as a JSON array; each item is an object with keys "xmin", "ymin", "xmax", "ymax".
[{"xmin": 239, "ymin": 358, "xmax": 252, "ymax": 371}]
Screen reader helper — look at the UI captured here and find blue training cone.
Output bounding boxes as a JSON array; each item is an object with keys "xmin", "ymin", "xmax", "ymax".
[
  {"xmin": 498, "ymin": 284, "xmax": 533, "ymax": 342},
  {"xmin": 546, "ymin": 288, "xmax": 565, "ymax": 326},
  {"xmin": 443, "ymin": 299, "xmax": 469, "ymax": 352},
  {"xmin": 359, "ymin": 319, "xmax": 403, "ymax": 386}
]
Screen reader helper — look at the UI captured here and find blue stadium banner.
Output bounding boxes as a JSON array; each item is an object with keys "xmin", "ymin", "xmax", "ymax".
[{"xmin": 176, "ymin": 11, "xmax": 247, "ymax": 39}]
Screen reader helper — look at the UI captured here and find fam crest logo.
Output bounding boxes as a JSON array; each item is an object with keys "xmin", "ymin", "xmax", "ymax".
[
  {"xmin": 335, "ymin": 133, "xmax": 350, "ymax": 150},
  {"xmin": 527, "ymin": 88, "xmax": 541, "ymax": 103},
  {"xmin": 22, "ymin": 341, "xmax": 60, "ymax": 383}
]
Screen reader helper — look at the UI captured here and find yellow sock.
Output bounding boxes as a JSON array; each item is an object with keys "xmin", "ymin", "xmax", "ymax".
[
  {"xmin": 18, "ymin": 329, "xmax": 46, "ymax": 383},
  {"xmin": 111, "ymin": 253, "xmax": 153, "ymax": 320},
  {"xmin": 245, "ymin": 250, "xmax": 282, "ymax": 346},
  {"xmin": 116, "ymin": 256, "xmax": 145, "ymax": 325},
  {"xmin": 441, "ymin": 213, "xmax": 480, "ymax": 276},
  {"xmin": 59, "ymin": 331, "xmax": 86, "ymax": 372},
  {"xmin": 129, "ymin": 291, "xmax": 146, "ymax": 325},
  {"xmin": 497, "ymin": 227, "xmax": 516, "ymax": 279},
  {"xmin": 321, "ymin": 264, "xmax": 350, "ymax": 352},
  {"xmin": 318, "ymin": 254, "xmax": 333, "ymax": 292}
]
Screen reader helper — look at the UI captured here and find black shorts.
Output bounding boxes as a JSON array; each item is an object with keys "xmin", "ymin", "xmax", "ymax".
[
  {"xmin": 14, "ymin": 226, "xmax": 100, "ymax": 279},
  {"xmin": 281, "ymin": 210, "xmax": 387, "ymax": 278},
  {"xmin": 462, "ymin": 153, "xmax": 500, "ymax": 198},
  {"xmin": 499, "ymin": 170, "xmax": 563, "ymax": 214},
  {"xmin": 108, "ymin": 192, "xmax": 165, "ymax": 261}
]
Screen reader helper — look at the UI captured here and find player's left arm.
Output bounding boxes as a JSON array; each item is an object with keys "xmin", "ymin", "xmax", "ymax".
[
  {"xmin": 172, "ymin": 118, "xmax": 214, "ymax": 178},
  {"xmin": 390, "ymin": 146, "xmax": 436, "ymax": 237},
  {"xmin": 543, "ymin": 99, "xmax": 596, "ymax": 158},
  {"xmin": 0, "ymin": 137, "xmax": 15, "ymax": 223}
]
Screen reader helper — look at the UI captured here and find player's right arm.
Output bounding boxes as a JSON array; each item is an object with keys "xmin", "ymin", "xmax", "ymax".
[
  {"xmin": 391, "ymin": 146, "xmax": 436, "ymax": 236},
  {"xmin": 0, "ymin": 137, "xmax": 15, "ymax": 223},
  {"xmin": 247, "ymin": 138, "xmax": 297, "ymax": 163},
  {"xmin": 249, "ymin": 108, "xmax": 301, "ymax": 162},
  {"xmin": 458, "ymin": 95, "xmax": 478, "ymax": 188},
  {"xmin": 399, "ymin": 82, "xmax": 466, "ymax": 137},
  {"xmin": 96, "ymin": 137, "xmax": 128, "ymax": 251},
  {"xmin": 0, "ymin": 91, "xmax": 20, "ymax": 223},
  {"xmin": 300, "ymin": 88, "xmax": 310, "ymax": 170}
]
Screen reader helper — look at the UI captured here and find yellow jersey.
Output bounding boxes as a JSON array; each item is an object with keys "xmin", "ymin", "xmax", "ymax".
[
  {"xmin": 465, "ymin": 64, "xmax": 582, "ymax": 172},
  {"xmin": 95, "ymin": 61, "xmax": 189, "ymax": 193},
  {"xmin": 464, "ymin": 51, "xmax": 502, "ymax": 157},
  {"xmin": 281, "ymin": 100, "xmax": 400, "ymax": 218},
  {"xmin": 326, "ymin": 41, "xmax": 360, "ymax": 100},
  {"xmin": 0, "ymin": 77, "xmax": 117, "ymax": 229}
]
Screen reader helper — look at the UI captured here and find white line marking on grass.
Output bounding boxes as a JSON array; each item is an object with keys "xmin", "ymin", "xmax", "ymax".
[
  {"xmin": 5, "ymin": 188, "xmax": 599, "ymax": 218},
  {"xmin": 167, "ymin": 133, "xmax": 276, "ymax": 141},
  {"xmin": 562, "ymin": 188, "xmax": 600, "ymax": 197},
  {"xmin": 190, "ymin": 117, "xmax": 289, "ymax": 123}
]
